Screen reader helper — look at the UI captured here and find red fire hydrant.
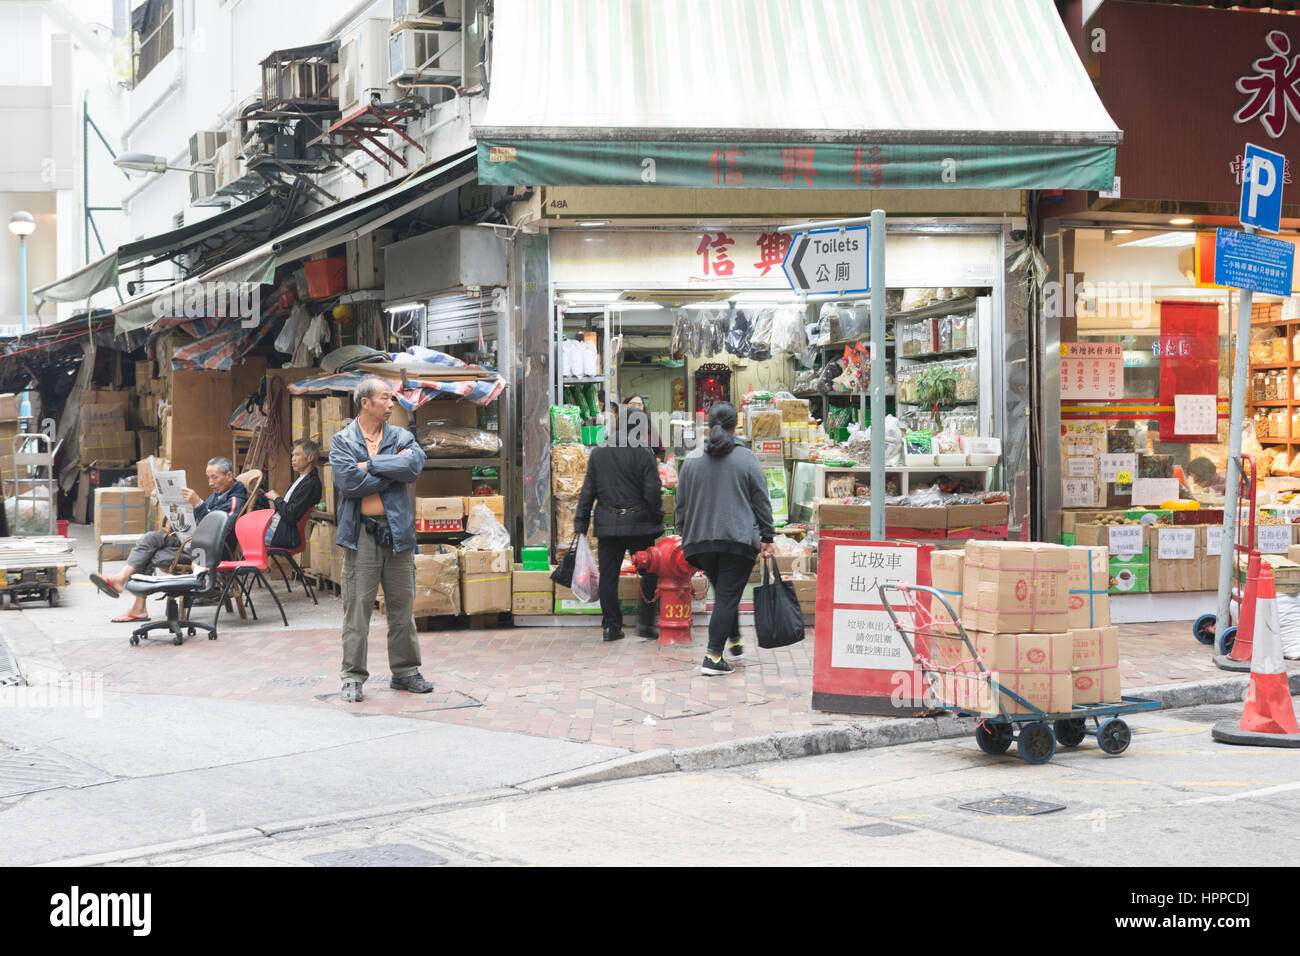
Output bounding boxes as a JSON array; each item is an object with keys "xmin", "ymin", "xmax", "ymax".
[{"xmin": 632, "ymin": 535, "xmax": 695, "ymax": 645}]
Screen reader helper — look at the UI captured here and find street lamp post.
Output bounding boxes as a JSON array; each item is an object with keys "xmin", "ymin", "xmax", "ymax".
[{"xmin": 8, "ymin": 210, "xmax": 35, "ymax": 334}]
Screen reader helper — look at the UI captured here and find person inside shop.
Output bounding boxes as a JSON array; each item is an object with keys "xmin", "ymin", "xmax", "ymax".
[
  {"xmin": 574, "ymin": 405, "xmax": 664, "ymax": 642},
  {"xmin": 622, "ymin": 394, "xmax": 666, "ymax": 461},
  {"xmin": 675, "ymin": 402, "xmax": 776, "ymax": 676},
  {"xmin": 89, "ymin": 457, "xmax": 247, "ymax": 622},
  {"xmin": 1183, "ymin": 456, "xmax": 1226, "ymax": 496},
  {"xmin": 263, "ymin": 438, "xmax": 323, "ymax": 549}
]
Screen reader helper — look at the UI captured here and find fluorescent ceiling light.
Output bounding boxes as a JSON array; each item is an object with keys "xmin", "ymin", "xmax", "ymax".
[
  {"xmin": 576, "ymin": 220, "xmax": 609, "ymax": 227},
  {"xmin": 1115, "ymin": 232, "xmax": 1197, "ymax": 248},
  {"xmin": 1169, "ymin": 217, "xmax": 1195, "ymax": 225},
  {"xmin": 563, "ymin": 292, "xmax": 621, "ymax": 303},
  {"xmin": 609, "ymin": 302, "xmax": 666, "ymax": 311},
  {"xmin": 730, "ymin": 292, "xmax": 800, "ymax": 304},
  {"xmin": 1110, "ymin": 228, "xmax": 1133, "ymax": 235},
  {"xmin": 385, "ymin": 301, "xmax": 425, "ymax": 311}
]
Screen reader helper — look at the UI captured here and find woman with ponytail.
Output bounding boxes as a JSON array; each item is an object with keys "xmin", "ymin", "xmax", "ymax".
[{"xmin": 675, "ymin": 402, "xmax": 776, "ymax": 675}]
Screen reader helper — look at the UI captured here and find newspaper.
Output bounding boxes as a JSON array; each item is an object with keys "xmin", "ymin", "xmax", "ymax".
[{"xmin": 151, "ymin": 467, "xmax": 196, "ymax": 536}]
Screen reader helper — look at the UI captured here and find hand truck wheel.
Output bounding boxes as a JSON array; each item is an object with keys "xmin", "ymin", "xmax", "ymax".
[
  {"xmin": 975, "ymin": 721, "xmax": 1014, "ymax": 755},
  {"xmin": 1054, "ymin": 718, "xmax": 1087, "ymax": 748},
  {"xmin": 1018, "ymin": 722, "xmax": 1057, "ymax": 764},
  {"xmin": 1218, "ymin": 626, "xmax": 1238, "ymax": 658},
  {"xmin": 1097, "ymin": 718, "xmax": 1131, "ymax": 755},
  {"xmin": 1192, "ymin": 613, "xmax": 1216, "ymax": 646}
]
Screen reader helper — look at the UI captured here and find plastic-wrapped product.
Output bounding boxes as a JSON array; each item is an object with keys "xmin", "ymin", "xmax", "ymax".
[
  {"xmin": 417, "ymin": 424, "xmax": 503, "ymax": 458},
  {"xmin": 550, "ymin": 405, "xmax": 583, "ymax": 444}
]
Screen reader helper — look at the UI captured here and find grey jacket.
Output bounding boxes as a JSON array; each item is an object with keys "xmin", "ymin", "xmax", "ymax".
[
  {"xmin": 675, "ymin": 444, "xmax": 775, "ymax": 560},
  {"xmin": 330, "ymin": 418, "xmax": 427, "ymax": 553}
]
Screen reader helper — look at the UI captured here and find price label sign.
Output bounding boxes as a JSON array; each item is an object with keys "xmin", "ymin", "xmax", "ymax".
[
  {"xmin": 1157, "ymin": 527, "xmax": 1196, "ymax": 560},
  {"xmin": 1206, "ymin": 527, "xmax": 1226, "ymax": 557},
  {"xmin": 1258, "ymin": 525, "xmax": 1292, "ymax": 554},
  {"xmin": 1067, "ymin": 443, "xmax": 1093, "ymax": 457},
  {"xmin": 1068, "ymin": 458, "xmax": 1095, "ymax": 478},
  {"xmin": 1064, "ymin": 479, "xmax": 1097, "ymax": 508},
  {"xmin": 1108, "ymin": 525, "xmax": 1145, "ymax": 556},
  {"xmin": 1100, "ymin": 453, "xmax": 1137, "ymax": 484},
  {"xmin": 1131, "ymin": 477, "xmax": 1180, "ymax": 506}
]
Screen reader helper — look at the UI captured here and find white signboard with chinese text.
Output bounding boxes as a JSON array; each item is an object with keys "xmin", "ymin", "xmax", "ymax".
[
  {"xmin": 1258, "ymin": 526, "xmax": 1292, "ymax": 554},
  {"xmin": 1067, "ymin": 458, "xmax": 1095, "ymax": 478},
  {"xmin": 1207, "ymin": 526, "xmax": 1226, "ymax": 557},
  {"xmin": 1158, "ymin": 527, "xmax": 1196, "ymax": 560},
  {"xmin": 783, "ymin": 226, "xmax": 870, "ymax": 295},
  {"xmin": 832, "ymin": 544, "xmax": 918, "ymax": 606},
  {"xmin": 1063, "ymin": 479, "xmax": 1098, "ymax": 508},
  {"xmin": 1108, "ymin": 526, "xmax": 1145, "ymax": 556},
  {"xmin": 1061, "ymin": 342, "xmax": 1123, "ymax": 400},
  {"xmin": 1131, "ymin": 478, "xmax": 1180, "ymax": 506},
  {"xmin": 1174, "ymin": 394, "xmax": 1217, "ymax": 437},
  {"xmin": 830, "ymin": 608, "xmax": 914, "ymax": 670},
  {"xmin": 1100, "ymin": 453, "xmax": 1137, "ymax": 484}
]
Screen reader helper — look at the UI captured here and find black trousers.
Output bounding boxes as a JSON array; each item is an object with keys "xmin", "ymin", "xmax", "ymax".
[
  {"xmin": 597, "ymin": 535, "xmax": 658, "ymax": 629},
  {"xmin": 689, "ymin": 551, "xmax": 755, "ymax": 655}
]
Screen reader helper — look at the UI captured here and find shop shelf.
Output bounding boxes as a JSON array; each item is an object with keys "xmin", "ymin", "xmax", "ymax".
[
  {"xmin": 423, "ymin": 456, "xmax": 506, "ymax": 469},
  {"xmin": 890, "ymin": 296, "xmax": 978, "ymax": 322},
  {"xmin": 897, "ymin": 346, "xmax": 979, "ymax": 361}
]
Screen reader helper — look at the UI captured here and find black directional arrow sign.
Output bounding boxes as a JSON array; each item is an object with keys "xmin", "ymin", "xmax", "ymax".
[{"xmin": 782, "ymin": 226, "xmax": 870, "ymax": 295}]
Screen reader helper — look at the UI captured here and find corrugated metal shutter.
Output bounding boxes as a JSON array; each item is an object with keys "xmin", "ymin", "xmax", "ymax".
[{"xmin": 422, "ymin": 290, "xmax": 503, "ymax": 348}]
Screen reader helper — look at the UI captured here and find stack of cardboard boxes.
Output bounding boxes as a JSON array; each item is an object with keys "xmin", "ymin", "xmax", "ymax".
[
  {"xmin": 815, "ymin": 500, "xmax": 1010, "ymax": 541},
  {"xmin": 932, "ymin": 541, "xmax": 1120, "ymax": 717},
  {"xmin": 0, "ymin": 393, "xmax": 19, "ymax": 489},
  {"xmin": 460, "ymin": 547, "xmax": 511, "ymax": 615},
  {"xmin": 94, "ymin": 487, "xmax": 149, "ymax": 560},
  {"xmin": 80, "ymin": 389, "xmax": 136, "ymax": 465}
]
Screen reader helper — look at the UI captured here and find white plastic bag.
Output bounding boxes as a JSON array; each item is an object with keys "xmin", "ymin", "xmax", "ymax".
[
  {"xmin": 571, "ymin": 535, "xmax": 600, "ymax": 603},
  {"xmin": 461, "ymin": 502, "xmax": 512, "ymax": 551}
]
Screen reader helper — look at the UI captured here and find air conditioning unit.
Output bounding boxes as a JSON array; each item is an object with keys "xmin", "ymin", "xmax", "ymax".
[
  {"xmin": 339, "ymin": 17, "xmax": 393, "ymax": 115},
  {"xmin": 393, "ymin": 0, "xmax": 462, "ymax": 24},
  {"xmin": 189, "ymin": 170, "xmax": 216, "ymax": 204},
  {"xmin": 188, "ymin": 129, "xmax": 227, "ymax": 167},
  {"xmin": 389, "ymin": 28, "xmax": 461, "ymax": 83},
  {"xmin": 214, "ymin": 140, "xmax": 244, "ymax": 190}
]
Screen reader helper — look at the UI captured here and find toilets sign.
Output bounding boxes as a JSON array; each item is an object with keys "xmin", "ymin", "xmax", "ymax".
[
  {"xmin": 782, "ymin": 226, "xmax": 870, "ymax": 295},
  {"xmin": 1240, "ymin": 142, "xmax": 1285, "ymax": 233}
]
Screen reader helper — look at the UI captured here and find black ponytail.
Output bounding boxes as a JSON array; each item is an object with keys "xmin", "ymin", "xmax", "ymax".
[{"xmin": 704, "ymin": 402, "xmax": 739, "ymax": 457}]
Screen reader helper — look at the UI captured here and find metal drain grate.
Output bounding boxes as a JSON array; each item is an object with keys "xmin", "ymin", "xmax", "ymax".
[
  {"xmin": 0, "ymin": 748, "xmax": 113, "ymax": 798},
  {"xmin": 0, "ymin": 641, "xmax": 21, "ymax": 687},
  {"xmin": 306, "ymin": 844, "xmax": 448, "ymax": 867},
  {"xmin": 959, "ymin": 795, "xmax": 1065, "ymax": 817},
  {"xmin": 1167, "ymin": 705, "xmax": 1245, "ymax": 724}
]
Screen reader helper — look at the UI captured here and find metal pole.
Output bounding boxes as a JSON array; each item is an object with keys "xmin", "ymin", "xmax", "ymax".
[
  {"xmin": 1215, "ymin": 225, "xmax": 1256, "ymax": 640},
  {"xmin": 870, "ymin": 209, "xmax": 886, "ymax": 541},
  {"xmin": 19, "ymin": 234, "xmax": 28, "ymax": 334}
]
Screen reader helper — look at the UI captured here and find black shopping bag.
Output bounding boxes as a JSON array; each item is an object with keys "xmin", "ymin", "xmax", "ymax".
[
  {"xmin": 753, "ymin": 556, "xmax": 805, "ymax": 649},
  {"xmin": 551, "ymin": 535, "xmax": 579, "ymax": 589}
]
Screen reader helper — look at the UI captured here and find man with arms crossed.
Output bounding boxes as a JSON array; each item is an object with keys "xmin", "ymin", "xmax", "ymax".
[{"xmin": 331, "ymin": 377, "xmax": 431, "ymax": 702}]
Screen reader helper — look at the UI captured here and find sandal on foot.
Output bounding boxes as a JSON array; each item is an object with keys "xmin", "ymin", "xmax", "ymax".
[
  {"xmin": 111, "ymin": 612, "xmax": 149, "ymax": 623},
  {"xmin": 90, "ymin": 574, "xmax": 122, "ymax": 599}
]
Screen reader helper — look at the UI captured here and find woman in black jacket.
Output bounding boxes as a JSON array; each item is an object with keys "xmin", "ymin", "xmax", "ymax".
[
  {"xmin": 263, "ymin": 438, "xmax": 323, "ymax": 550},
  {"xmin": 574, "ymin": 407, "xmax": 664, "ymax": 642}
]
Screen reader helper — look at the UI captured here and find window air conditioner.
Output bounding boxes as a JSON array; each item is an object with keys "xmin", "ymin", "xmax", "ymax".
[
  {"xmin": 339, "ymin": 17, "xmax": 393, "ymax": 115},
  {"xmin": 389, "ymin": 28, "xmax": 462, "ymax": 84},
  {"xmin": 392, "ymin": 0, "xmax": 462, "ymax": 24},
  {"xmin": 188, "ymin": 129, "xmax": 227, "ymax": 166},
  {"xmin": 189, "ymin": 171, "xmax": 216, "ymax": 204},
  {"xmin": 214, "ymin": 140, "xmax": 244, "ymax": 190}
]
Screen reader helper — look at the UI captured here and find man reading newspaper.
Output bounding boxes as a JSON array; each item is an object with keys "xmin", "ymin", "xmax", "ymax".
[{"xmin": 89, "ymin": 457, "xmax": 247, "ymax": 623}]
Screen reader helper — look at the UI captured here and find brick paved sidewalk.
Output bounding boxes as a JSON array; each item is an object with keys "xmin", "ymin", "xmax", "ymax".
[{"xmin": 47, "ymin": 611, "xmax": 1257, "ymax": 754}]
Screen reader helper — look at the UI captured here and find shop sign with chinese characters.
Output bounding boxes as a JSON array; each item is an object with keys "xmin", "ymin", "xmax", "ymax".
[
  {"xmin": 1061, "ymin": 343, "xmax": 1123, "ymax": 400},
  {"xmin": 813, "ymin": 539, "xmax": 933, "ymax": 716}
]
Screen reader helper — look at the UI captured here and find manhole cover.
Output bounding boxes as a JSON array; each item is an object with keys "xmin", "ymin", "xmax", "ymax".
[
  {"xmin": 1168, "ymin": 705, "xmax": 1246, "ymax": 724},
  {"xmin": 845, "ymin": 823, "xmax": 911, "ymax": 837},
  {"xmin": 305, "ymin": 844, "xmax": 448, "ymax": 867},
  {"xmin": 0, "ymin": 641, "xmax": 21, "ymax": 687},
  {"xmin": 958, "ymin": 795, "xmax": 1065, "ymax": 816},
  {"xmin": 0, "ymin": 748, "xmax": 112, "ymax": 798}
]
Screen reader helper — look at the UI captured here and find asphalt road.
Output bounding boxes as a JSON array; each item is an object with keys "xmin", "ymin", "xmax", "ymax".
[{"xmin": 78, "ymin": 697, "xmax": 1300, "ymax": 868}]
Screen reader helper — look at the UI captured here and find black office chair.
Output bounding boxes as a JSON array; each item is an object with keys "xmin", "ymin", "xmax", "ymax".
[{"xmin": 125, "ymin": 512, "xmax": 230, "ymax": 647}]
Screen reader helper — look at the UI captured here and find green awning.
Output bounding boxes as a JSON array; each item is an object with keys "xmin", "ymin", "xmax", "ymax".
[{"xmin": 474, "ymin": 0, "xmax": 1121, "ymax": 191}]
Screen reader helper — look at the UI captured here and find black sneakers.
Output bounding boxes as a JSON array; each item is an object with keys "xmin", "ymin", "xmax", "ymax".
[
  {"xmin": 727, "ymin": 636, "xmax": 745, "ymax": 658},
  {"xmin": 701, "ymin": 654, "xmax": 734, "ymax": 676},
  {"xmin": 341, "ymin": 681, "xmax": 364, "ymax": 702},
  {"xmin": 391, "ymin": 672, "xmax": 434, "ymax": 693}
]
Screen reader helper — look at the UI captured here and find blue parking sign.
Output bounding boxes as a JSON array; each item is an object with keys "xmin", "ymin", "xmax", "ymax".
[{"xmin": 1240, "ymin": 143, "xmax": 1286, "ymax": 233}]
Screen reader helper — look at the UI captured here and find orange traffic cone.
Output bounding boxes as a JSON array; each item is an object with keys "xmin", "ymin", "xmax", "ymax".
[{"xmin": 1212, "ymin": 565, "xmax": 1300, "ymax": 747}]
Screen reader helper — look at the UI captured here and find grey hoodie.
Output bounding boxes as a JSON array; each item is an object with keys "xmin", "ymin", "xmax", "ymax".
[{"xmin": 675, "ymin": 443, "xmax": 776, "ymax": 560}]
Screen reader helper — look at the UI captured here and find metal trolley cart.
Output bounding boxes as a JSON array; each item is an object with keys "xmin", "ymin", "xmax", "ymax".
[
  {"xmin": 1, "ymin": 421, "xmax": 71, "ymax": 608},
  {"xmin": 879, "ymin": 582, "xmax": 1158, "ymax": 765},
  {"xmin": 1192, "ymin": 453, "xmax": 1256, "ymax": 655},
  {"xmin": 0, "ymin": 538, "xmax": 76, "ymax": 609}
]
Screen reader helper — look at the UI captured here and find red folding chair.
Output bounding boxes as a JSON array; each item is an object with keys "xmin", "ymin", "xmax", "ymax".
[
  {"xmin": 214, "ymin": 511, "xmax": 288, "ymax": 628},
  {"xmin": 268, "ymin": 510, "xmax": 318, "ymax": 605}
]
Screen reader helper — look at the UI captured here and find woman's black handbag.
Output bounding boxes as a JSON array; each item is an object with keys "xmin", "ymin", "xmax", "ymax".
[
  {"xmin": 551, "ymin": 535, "xmax": 579, "ymax": 588},
  {"xmin": 753, "ymin": 556, "xmax": 806, "ymax": 649}
]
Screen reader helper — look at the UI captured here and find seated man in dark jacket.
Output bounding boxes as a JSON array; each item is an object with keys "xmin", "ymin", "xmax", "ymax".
[
  {"xmin": 264, "ymin": 438, "xmax": 323, "ymax": 550},
  {"xmin": 90, "ymin": 456, "xmax": 247, "ymax": 622},
  {"xmin": 575, "ymin": 407, "xmax": 664, "ymax": 642}
]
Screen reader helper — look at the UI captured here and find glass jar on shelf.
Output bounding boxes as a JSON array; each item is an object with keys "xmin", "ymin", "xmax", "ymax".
[{"xmin": 1254, "ymin": 372, "xmax": 1267, "ymax": 402}]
